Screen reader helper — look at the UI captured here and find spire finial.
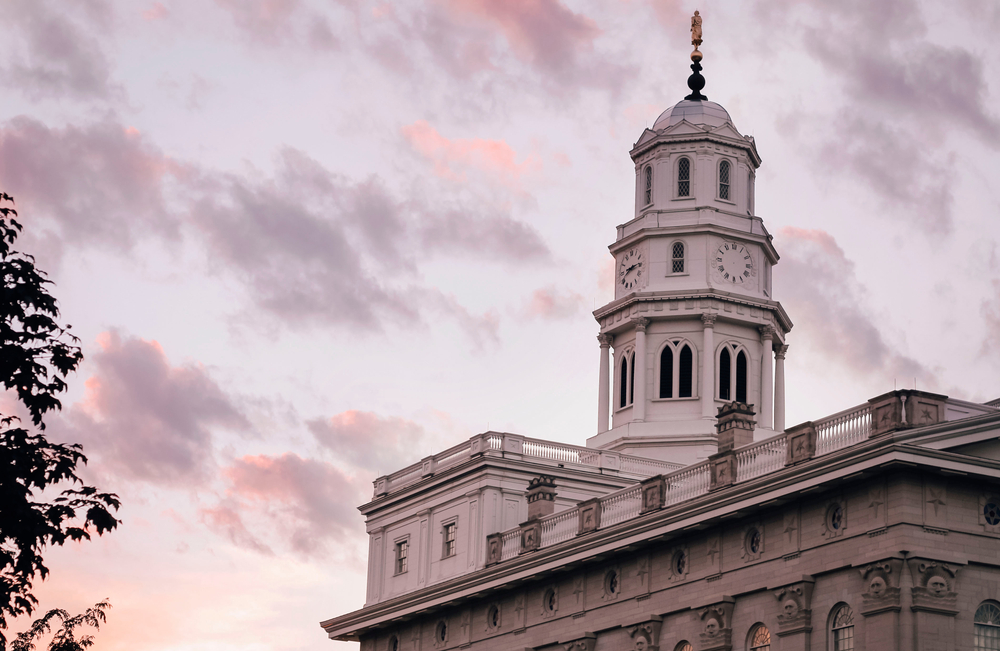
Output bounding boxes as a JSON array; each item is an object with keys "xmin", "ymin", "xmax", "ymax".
[{"xmin": 685, "ymin": 10, "xmax": 707, "ymax": 101}]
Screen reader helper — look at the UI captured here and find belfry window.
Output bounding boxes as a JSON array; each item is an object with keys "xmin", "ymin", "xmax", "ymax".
[
  {"xmin": 748, "ymin": 170, "xmax": 754, "ymax": 213},
  {"xmin": 975, "ymin": 601, "xmax": 1000, "ymax": 650},
  {"xmin": 644, "ymin": 165, "xmax": 653, "ymax": 205},
  {"xmin": 677, "ymin": 157, "xmax": 691, "ymax": 196},
  {"xmin": 736, "ymin": 350, "xmax": 748, "ymax": 402},
  {"xmin": 671, "ymin": 242, "xmax": 685, "ymax": 273},
  {"xmin": 629, "ymin": 352, "xmax": 636, "ymax": 405},
  {"xmin": 619, "ymin": 355, "xmax": 629, "ymax": 409},
  {"xmin": 718, "ymin": 343, "xmax": 748, "ymax": 403},
  {"xmin": 659, "ymin": 346, "xmax": 673, "ymax": 399},
  {"xmin": 679, "ymin": 345, "xmax": 693, "ymax": 397},
  {"xmin": 719, "ymin": 348, "xmax": 731, "ymax": 401},
  {"xmin": 719, "ymin": 160, "xmax": 731, "ymax": 200}
]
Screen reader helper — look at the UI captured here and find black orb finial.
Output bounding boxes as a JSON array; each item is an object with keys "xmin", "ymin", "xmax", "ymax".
[{"xmin": 685, "ymin": 60, "xmax": 707, "ymax": 101}]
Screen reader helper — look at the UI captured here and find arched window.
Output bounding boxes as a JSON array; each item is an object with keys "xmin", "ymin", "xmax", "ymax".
[
  {"xmin": 677, "ymin": 157, "xmax": 691, "ymax": 196},
  {"xmin": 748, "ymin": 170, "xmax": 754, "ymax": 213},
  {"xmin": 674, "ymin": 643, "xmax": 693, "ymax": 651},
  {"xmin": 629, "ymin": 352, "xmax": 636, "ymax": 405},
  {"xmin": 976, "ymin": 601, "xmax": 1000, "ymax": 650},
  {"xmin": 659, "ymin": 346, "xmax": 673, "ymax": 399},
  {"xmin": 679, "ymin": 345, "xmax": 693, "ymax": 397},
  {"xmin": 644, "ymin": 165, "xmax": 653, "ymax": 205},
  {"xmin": 671, "ymin": 242, "xmax": 685, "ymax": 274},
  {"xmin": 747, "ymin": 623, "xmax": 770, "ymax": 651},
  {"xmin": 619, "ymin": 354, "xmax": 629, "ymax": 409},
  {"xmin": 719, "ymin": 348, "xmax": 731, "ymax": 401},
  {"xmin": 830, "ymin": 603, "xmax": 855, "ymax": 650},
  {"xmin": 719, "ymin": 160, "xmax": 731, "ymax": 200},
  {"xmin": 736, "ymin": 350, "xmax": 748, "ymax": 403}
]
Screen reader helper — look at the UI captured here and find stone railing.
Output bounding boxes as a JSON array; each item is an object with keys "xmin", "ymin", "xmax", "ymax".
[
  {"xmin": 484, "ymin": 390, "xmax": 992, "ymax": 565},
  {"xmin": 373, "ymin": 432, "xmax": 682, "ymax": 498},
  {"xmin": 814, "ymin": 403, "xmax": 872, "ymax": 456},
  {"xmin": 735, "ymin": 436, "xmax": 787, "ymax": 483}
]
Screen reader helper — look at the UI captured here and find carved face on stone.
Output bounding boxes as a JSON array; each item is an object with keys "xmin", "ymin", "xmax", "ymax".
[
  {"xmin": 782, "ymin": 599, "xmax": 798, "ymax": 617},
  {"xmin": 869, "ymin": 576, "xmax": 886, "ymax": 596},
  {"xmin": 634, "ymin": 635, "xmax": 649, "ymax": 651},
  {"xmin": 704, "ymin": 618, "xmax": 720, "ymax": 637},
  {"xmin": 928, "ymin": 576, "xmax": 948, "ymax": 596}
]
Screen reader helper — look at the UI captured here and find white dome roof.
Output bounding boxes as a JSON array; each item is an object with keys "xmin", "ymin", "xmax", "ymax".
[{"xmin": 652, "ymin": 100, "xmax": 736, "ymax": 131}]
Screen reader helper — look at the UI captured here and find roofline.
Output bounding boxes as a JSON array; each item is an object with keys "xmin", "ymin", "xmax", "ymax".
[{"xmin": 320, "ymin": 417, "xmax": 1000, "ymax": 639}]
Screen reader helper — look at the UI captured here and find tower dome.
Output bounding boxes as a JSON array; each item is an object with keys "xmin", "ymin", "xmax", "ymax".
[{"xmin": 652, "ymin": 100, "xmax": 737, "ymax": 132}]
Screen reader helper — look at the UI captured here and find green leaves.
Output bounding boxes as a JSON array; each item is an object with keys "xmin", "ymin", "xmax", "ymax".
[{"xmin": 0, "ymin": 194, "xmax": 119, "ymax": 649}]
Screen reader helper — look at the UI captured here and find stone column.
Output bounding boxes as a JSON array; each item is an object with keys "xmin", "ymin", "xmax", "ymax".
[
  {"xmin": 597, "ymin": 334, "xmax": 612, "ymax": 434},
  {"xmin": 633, "ymin": 318, "xmax": 649, "ymax": 421},
  {"xmin": 759, "ymin": 326, "xmax": 774, "ymax": 431},
  {"xmin": 701, "ymin": 314, "xmax": 717, "ymax": 419},
  {"xmin": 774, "ymin": 345, "xmax": 788, "ymax": 432}
]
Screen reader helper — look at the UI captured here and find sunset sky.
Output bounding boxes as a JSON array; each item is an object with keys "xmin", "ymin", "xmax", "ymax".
[{"xmin": 1, "ymin": 0, "xmax": 998, "ymax": 649}]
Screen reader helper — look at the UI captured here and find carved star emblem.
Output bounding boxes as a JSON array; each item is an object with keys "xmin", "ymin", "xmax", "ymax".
[
  {"xmin": 707, "ymin": 538, "xmax": 719, "ymax": 564},
  {"xmin": 783, "ymin": 518, "xmax": 798, "ymax": 543},
  {"xmin": 921, "ymin": 408, "xmax": 932, "ymax": 422},
  {"xmin": 869, "ymin": 489, "xmax": 884, "ymax": 518},
  {"xmin": 881, "ymin": 411, "xmax": 891, "ymax": 424},
  {"xmin": 573, "ymin": 578, "xmax": 584, "ymax": 601},
  {"xmin": 927, "ymin": 488, "xmax": 946, "ymax": 516},
  {"xmin": 636, "ymin": 558, "xmax": 649, "ymax": 585}
]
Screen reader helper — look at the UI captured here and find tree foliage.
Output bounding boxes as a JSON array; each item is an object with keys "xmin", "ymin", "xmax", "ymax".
[
  {"xmin": 0, "ymin": 194, "xmax": 120, "ymax": 648},
  {"xmin": 10, "ymin": 601, "xmax": 110, "ymax": 651}
]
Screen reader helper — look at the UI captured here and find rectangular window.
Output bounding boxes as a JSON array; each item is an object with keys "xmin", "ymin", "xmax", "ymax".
[
  {"xmin": 395, "ymin": 540, "xmax": 408, "ymax": 574},
  {"xmin": 442, "ymin": 522, "xmax": 456, "ymax": 558}
]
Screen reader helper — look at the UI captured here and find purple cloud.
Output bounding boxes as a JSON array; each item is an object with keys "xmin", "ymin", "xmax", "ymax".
[
  {"xmin": 58, "ymin": 331, "xmax": 250, "ymax": 486},
  {"xmin": 777, "ymin": 227, "xmax": 935, "ymax": 384}
]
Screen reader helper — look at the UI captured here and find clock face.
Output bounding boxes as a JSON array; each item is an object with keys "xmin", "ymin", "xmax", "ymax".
[
  {"xmin": 618, "ymin": 247, "xmax": 645, "ymax": 291},
  {"xmin": 715, "ymin": 241, "xmax": 754, "ymax": 285}
]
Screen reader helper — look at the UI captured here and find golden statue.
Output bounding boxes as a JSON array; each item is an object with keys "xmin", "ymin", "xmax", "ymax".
[{"xmin": 690, "ymin": 10, "xmax": 703, "ymax": 62}]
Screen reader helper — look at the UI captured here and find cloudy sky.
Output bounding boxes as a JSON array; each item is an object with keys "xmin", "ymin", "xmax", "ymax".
[{"xmin": 1, "ymin": 0, "xmax": 998, "ymax": 649}]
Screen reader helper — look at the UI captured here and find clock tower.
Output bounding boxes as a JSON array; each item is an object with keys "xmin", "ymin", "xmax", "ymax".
[{"xmin": 588, "ymin": 39, "xmax": 792, "ymax": 465}]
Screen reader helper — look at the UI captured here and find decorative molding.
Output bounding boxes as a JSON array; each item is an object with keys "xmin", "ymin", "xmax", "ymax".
[
  {"xmin": 633, "ymin": 317, "xmax": 650, "ymax": 332},
  {"xmin": 774, "ymin": 576, "xmax": 815, "ymax": 636},
  {"xmin": 908, "ymin": 557, "xmax": 960, "ymax": 615},
  {"xmin": 775, "ymin": 344, "xmax": 789, "ymax": 360},
  {"xmin": 627, "ymin": 616, "xmax": 662, "ymax": 651},
  {"xmin": 563, "ymin": 632, "xmax": 596, "ymax": 651},
  {"xmin": 701, "ymin": 313, "xmax": 718, "ymax": 327},
  {"xmin": 758, "ymin": 324, "xmax": 776, "ymax": 339},
  {"xmin": 597, "ymin": 334, "xmax": 613, "ymax": 347},
  {"xmin": 698, "ymin": 597, "xmax": 734, "ymax": 651}
]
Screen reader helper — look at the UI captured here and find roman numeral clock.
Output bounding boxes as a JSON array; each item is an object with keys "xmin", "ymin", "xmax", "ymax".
[{"xmin": 713, "ymin": 240, "xmax": 757, "ymax": 288}]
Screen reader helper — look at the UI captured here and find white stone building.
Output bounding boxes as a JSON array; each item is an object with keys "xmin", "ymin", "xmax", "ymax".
[{"xmin": 322, "ymin": 46, "xmax": 1000, "ymax": 651}]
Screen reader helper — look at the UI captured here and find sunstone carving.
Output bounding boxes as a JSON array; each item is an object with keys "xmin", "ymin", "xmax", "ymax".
[
  {"xmin": 563, "ymin": 632, "xmax": 596, "ymax": 651},
  {"xmin": 698, "ymin": 597, "xmax": 734, "ymax": 651},
  {"xmin": 859, "ymin": 558, "xmax": 903, "ymax": 615},
  {"xmin": 773, "ymin": 576, "xmax": 815, "ymax": 636},
  {"xmin": 908, "ymin": 557, "xmax": 960, "ymax": 615},
  {"xmin": 627, "ymin": 615, "xmax": 663, "ymax": 651}
]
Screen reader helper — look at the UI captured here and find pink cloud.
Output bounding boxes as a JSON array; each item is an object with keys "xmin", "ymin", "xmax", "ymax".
[
  {"xmin": 982, "ymin": 280, "xmax": 1000, "ymax": 356},
  {"xmin": 446, "ymin": 0, "xmax": 600, "ymax": 74},
  {"xmin": 214, "ymin": 0, "xmax": 301, "ymax": 44},
  {"xmin": 57, "ymin": 331, "xmax": 250, "ymax": 487},
  {"xmin": 521, "ymin": 286, "xmax": 584, "ymax": 320},
  {"xmin": 308, "ymin": 411, "xmax": 429, "ymax": 473},
  {"xmin": 142, "ymin": 2, "xmax": 169, "ymax": 20},
  {"xmin": 401, "ymin": 120, "xmax": 541, "ymax": 187},
  {"xmin": 214, "ymin": 453, "xmax": 365, "ymax": 556},
  {"xmin": 200, "ymin": 505, "xmax": 273, "ymax": 555}
]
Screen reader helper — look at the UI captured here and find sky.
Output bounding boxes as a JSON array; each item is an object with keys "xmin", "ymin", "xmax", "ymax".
[{"xmin": 0, "ymin": 0, "xmax": 998, "ymax": 649}]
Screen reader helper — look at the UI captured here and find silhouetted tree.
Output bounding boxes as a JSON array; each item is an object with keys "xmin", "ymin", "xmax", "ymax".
[
  {"xmin": 0, "ymin": 193, "xmax": 119, "ymax": 648},
  {"xmin": 10, "ymin": 601, "xmax": 109, "ymax": 651}
]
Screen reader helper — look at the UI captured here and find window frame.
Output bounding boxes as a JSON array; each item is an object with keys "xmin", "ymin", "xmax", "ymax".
[
  {"xmin": 394, "ymin": 537, "xmax": 410, "ymax": 575},
  {"xmin": 747, "ymin": 623, "xmax": 771, "ymax": 651},
  {"xmin": 829, "ymin": 603, "xmax": 855, "ymax": 651},
  {"xmin": 716, "ymin": 341, "xmax": 750, "ymax": 403},
  {"xmin": 669, "ymin": 239, "xmax": 688, "ymax": 276},
  {"xmin": 643, "ymin": 164, "xmax": 653, "ymax": 206},
  {"xmin": 717, "ymin": 158, "xmax": 734, "ymax": 203},
  {"xmin": 616, "ymin": 347, "xmax": 635, "ymax": 411},
  {"xmin": 656, "ymin": 339, "xmax": 698, "ymax": 401},
  {"xmin": 675, "ymin": 156, "xmax": 693, "ymax": 199},
  {"xmin": 975, "ymin": 601, "xmax": 1000, "ymax": 650},
  {"xmin": 441, "ymin": 520, "xmax": 457, "ymax": 559}
]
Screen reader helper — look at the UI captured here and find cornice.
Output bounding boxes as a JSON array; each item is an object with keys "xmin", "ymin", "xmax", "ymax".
[
  {"xmin": 592, "ymin": 290, "xmax": 793, "ymax": 335},
  {"xmin": 322, "ymin": 424, "xmax": 999, "ymax": 640},
  {"xmin": 629, "ymin": 131, "xmax": 762, "ymax": 167},
  {"xmin": 610, "ymin": 216, "xmax": 779, "ymax": 264}
]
